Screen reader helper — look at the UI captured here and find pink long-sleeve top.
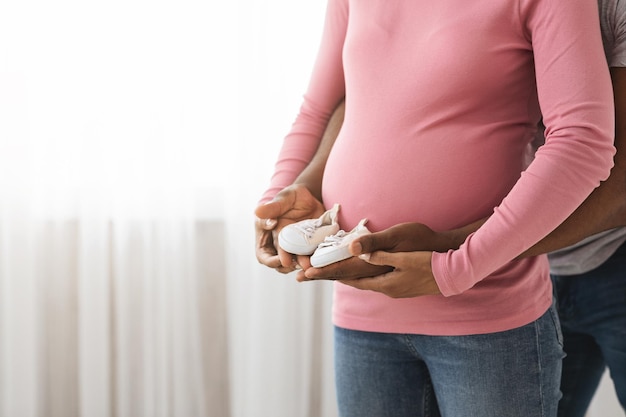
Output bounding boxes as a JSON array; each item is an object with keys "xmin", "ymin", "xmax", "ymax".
[{"xmin": 261, "ymin": 0, "xmax": 615, "ymax": 335}]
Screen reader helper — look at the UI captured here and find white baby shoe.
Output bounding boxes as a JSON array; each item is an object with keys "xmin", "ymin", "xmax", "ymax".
[
  {"xmin": 278, "ymin": 203, "xmax": 341, "ymax": 255},
  {"xmin": 310, "ymin": 218, "xmax": 370, "ymax": 268}
]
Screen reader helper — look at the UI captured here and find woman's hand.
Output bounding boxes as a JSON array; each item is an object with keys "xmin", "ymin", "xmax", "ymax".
[{"xmin": 339, "ymin": 251, "xmax": 440, "ymax": 298}]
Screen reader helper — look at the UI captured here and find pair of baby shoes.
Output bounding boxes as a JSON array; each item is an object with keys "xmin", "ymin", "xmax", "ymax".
[{"xmin": 278, "ymin": 204, "xmax": 370, "ymax": 268}]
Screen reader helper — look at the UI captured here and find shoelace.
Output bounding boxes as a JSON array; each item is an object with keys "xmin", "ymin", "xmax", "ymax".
[
  {"xmin": 294, "ymin": 219, "xmax": 324, "ymax": 238},
  {"xmin": 317, "ymin": 230, "xmax": 348, "ymax": 248}
]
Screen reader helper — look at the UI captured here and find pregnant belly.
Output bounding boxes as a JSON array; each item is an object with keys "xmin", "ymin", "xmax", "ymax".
[{"xmin": 321, "ymin": 138, "xmax": 523, "ymax": 233}]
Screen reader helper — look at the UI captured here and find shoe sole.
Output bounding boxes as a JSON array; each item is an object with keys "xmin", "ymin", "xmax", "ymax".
[{"xmin": 310, "ymin": 246, "xmax": 352, "ymax": 268}]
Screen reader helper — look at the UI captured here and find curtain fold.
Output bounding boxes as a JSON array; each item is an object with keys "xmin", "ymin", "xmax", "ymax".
[
  {"xmin": 0, "ymin": 196, "xmax": 235, "ymax": 417},
  {"xmin": 0, "ymin": 193, "xmax": 337, "ymax": 417}
]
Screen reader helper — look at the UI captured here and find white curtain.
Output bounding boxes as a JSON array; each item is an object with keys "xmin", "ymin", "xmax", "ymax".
[
  {"xmin": 0, "ymin": 1, "xmax": 620, "ymax": 417},
  {"xmin": 0, "ymin": 1, "xmax": 336, "ymax": 416}
]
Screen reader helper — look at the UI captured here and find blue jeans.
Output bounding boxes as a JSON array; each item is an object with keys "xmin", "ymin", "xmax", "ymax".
[
  {"xmin": 334, "ymin": 305, "xmax": 564, "ymax": 417},
  {"xmin": 552, "ymin": 242, "xmax": 626, "ymax": 417}
]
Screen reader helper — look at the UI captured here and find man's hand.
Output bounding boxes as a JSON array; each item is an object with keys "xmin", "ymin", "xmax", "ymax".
[
  {"xmin": 255, "ymin": 216, "xmax": 295, "ymax": 273},
  {"xmin": 297, "ymin": 221, "xmax": 469, "ymax": 297},
  {"xmin": 255, "ymin": 184, "xmax": 325, "ymax": 272},
  {"xmin": 301, "ymin": 222, "xmax": 463, "ymax": 281},
  {"xmin": 351, "ymin": 222, "xmax": 465, "ymax": 253}
]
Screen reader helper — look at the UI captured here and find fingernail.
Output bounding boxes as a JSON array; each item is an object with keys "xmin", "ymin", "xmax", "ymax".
[
  {"xmin": 352, "ymin": 241, "xmax": 363, "ymax": 255},
  {"xmin": 265, "ymin": 218, "xmax": 277, "ymax": 227},
  {"xmin": 359, "ymin": 253, "xmax": 370, "ymax": 261}
]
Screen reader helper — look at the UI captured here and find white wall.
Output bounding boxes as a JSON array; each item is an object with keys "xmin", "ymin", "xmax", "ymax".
[{"xmin": 587, "ymin": 371, "xmax": 623, "ymax": 417}]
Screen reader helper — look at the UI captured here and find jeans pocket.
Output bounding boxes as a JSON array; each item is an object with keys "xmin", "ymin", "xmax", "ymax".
[{"xmin": 548, "ymin": 303, "xmax": 564, "ymax": 348}]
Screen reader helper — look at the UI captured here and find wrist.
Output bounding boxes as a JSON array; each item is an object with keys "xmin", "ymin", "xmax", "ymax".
[
  {"xmin": 293, "ymin": 180, "xmax": 322, "ymax": 202},
  {"xmin": 437, "ymin": 219, "xmax": 486, "ymax": 252},
  {"xmin": 437, "ymin": 229, "xmax": 466, "ymax": 252}
]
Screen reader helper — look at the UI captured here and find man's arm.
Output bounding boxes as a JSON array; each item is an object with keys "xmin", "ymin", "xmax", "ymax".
[
  {"xmin": 292, "ymin": 100, "xmax": 345, "ymax": 200},
  {"xmin": 520, "ymin": 66, "xmax": 626, "ymax": 257}
]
